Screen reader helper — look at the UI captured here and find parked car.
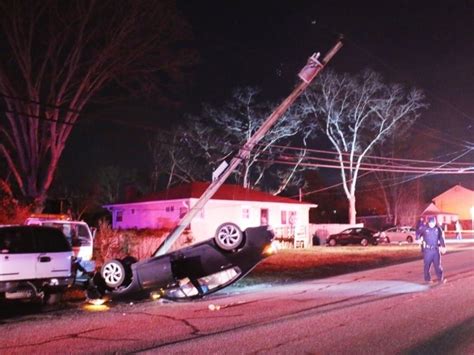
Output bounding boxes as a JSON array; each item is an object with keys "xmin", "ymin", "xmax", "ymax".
[
  {"xmin": 326, "ymin": 227, "xmax": 379, "ymax": 246},
  {"xmin": 0, "ymin": 225, "xmax": 74, "ymax": 304},
  {"xmin": 24, "ymin": 214, "xmax": 96, "ymax": 285},
  {"xmin": 375, "ymin": 226, "xmax": 416, "ymax": 244},
  {"xmin": 92, "ymin": 225, "xmax": 275, "ymax": 300}
]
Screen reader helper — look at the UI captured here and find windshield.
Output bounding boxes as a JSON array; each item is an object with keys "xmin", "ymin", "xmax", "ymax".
[
  {"xmin": 42, "ymin": 222, "xmax": 92, "ymax": 246},
  {"xmin": 163, "ymin": 267, "xmax": 241, "ymax": 299}
]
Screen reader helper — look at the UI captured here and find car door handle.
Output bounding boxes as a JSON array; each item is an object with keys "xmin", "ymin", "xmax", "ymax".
[{"xmin": 39, "ymin": 256, "xmax": 51, "ymax": 262}]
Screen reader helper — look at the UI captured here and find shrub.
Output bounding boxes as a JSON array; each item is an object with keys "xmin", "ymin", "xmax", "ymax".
[
  {"xmin": 0, "ymin": 180, "xmax": 33, "ymax": 224},
  {"xmin": 93, "ymin": 221, "xmax": 195, "ymax": 266}
]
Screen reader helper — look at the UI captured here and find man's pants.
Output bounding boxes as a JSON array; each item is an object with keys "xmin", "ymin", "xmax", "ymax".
[{"xmin": 423, "ymin": 248, "xmax": 443, "ymax": 282}]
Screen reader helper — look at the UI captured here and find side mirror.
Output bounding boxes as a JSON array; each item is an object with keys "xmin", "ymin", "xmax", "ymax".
[{"xmin": 90, "ymin": 227, "xmax": 97, "ymax": 239}]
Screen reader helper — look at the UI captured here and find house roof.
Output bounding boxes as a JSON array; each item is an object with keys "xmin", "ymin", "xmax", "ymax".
[
  {"xmin": 432, "ymin": 184, "xmax": 474, "ymax": 201},
  {"xmin": 421, "ymin": 203, "xmax": 457, "ymax": 216},
  {"xmin": 106, "ymin": 182, "xmax": 316, "ymax": 206}
]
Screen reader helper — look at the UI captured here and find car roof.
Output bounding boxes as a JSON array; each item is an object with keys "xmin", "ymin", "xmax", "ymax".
[
  {"xmin": 0, "ymin": 225, "xmax": 63, "ymax": 231},
  {"xmin": 26, "ymin": 219, "xmax": 88, "ymax": 225}
]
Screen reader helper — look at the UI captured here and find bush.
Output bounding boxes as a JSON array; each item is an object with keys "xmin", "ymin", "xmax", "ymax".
[
  {"xmin": 0, "ymin": 180, "xmax": 33, "ymax": 224},
  {"xmin": 93, "ymin": 220, "xmax": 195, "ymax": 266}
]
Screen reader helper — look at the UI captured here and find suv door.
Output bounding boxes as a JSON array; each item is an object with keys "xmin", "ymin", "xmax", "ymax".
[
  {"xmin": 0, "ymin": 227, "xmax": 36, "ymax": 281},
  {"xmin": 32, "ymin": 227, "xmax": 72, "ymax": 279}
]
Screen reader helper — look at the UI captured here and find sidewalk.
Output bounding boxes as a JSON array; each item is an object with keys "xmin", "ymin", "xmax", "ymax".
[{"xmin": 445, "ymin": 238, "xmax": 474, "ymax": 244}]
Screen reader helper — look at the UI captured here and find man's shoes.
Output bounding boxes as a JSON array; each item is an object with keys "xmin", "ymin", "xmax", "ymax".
[{"xmin": 439, "ymin": 278, "xmax": 447, "ymax": 284}]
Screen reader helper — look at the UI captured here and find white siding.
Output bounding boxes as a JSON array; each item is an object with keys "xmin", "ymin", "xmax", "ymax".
[{"xmin": 108, "ymin": 198, "xmax": 314, "ymax": 246}]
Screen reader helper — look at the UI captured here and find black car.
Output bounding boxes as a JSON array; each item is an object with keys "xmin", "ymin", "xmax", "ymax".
[
  {"xmin": 326, "ymin": 227, "xmax": 379, "ymax": 247},
  {"xmin": 92, "ymin": 226, "xmax": 274, "ymax": 300}
]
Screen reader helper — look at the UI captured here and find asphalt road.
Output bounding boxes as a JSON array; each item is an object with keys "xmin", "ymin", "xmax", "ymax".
[{"xmin": 1, "ymin": 248, "xmax": 473, "ymax": 354}]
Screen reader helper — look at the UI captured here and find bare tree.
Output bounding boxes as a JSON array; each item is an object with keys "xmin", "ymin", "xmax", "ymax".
[
  {"xmin": 370, "ymin": 128, "xmax": 439, "ymax": 224},
  {"xmin": 147, "ymin": 124, "xmax": 230, "ymax": 190},
  {"xmin": 299, "ymin": 69, "xmax": 427, "ymax": 224},
  {"xmin": 0, "ymin": 0, "xmax": 194, "ymax": 208},
  {"xmin": 197, "ymin": 86, "xmax": 309, "ymax": 194}
]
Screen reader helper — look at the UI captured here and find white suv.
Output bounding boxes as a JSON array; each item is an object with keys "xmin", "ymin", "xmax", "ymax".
[{"xmin": 0, "ymin": 225, "xmax": 74, "ymax": 304}]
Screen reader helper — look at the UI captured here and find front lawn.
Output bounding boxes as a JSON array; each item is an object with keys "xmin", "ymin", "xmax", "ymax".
[{"xmin": 239, "ymin": 245, "xmax": 423, "ymax": 286}]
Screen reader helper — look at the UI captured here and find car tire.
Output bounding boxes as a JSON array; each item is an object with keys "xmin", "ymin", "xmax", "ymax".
[
  {"xmin": 328, "ymin": 238, "xmax": 337, "ymax": 246},
  {"xmin": 406, "ymin": 236, "xmax": 414, "ymax": 243},
  {"xmin": 215, "ymin": 223, "xmax": 244, "ymax": 251},
  {"xmin": 101, "ymin": 259, "xmax": 126, "ymax": 289},
  {"xmin": 43, "ymin": 291, "xmax": 62, "ymax": 305},
  {"xmin": 122, "ymin": 256, "xmax": 138, "ymax": 267},
  {"xmin": 361, "ymin": 238, "xmax": 369, "ymax": 246}
]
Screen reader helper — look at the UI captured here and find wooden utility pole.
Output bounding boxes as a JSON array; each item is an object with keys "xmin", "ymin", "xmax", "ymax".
[{"xmin": 155, "ymin": 40, "xmax": 343, "ymax": 256}]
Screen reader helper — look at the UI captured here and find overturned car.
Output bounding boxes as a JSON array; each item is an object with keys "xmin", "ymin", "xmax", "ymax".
[{"xmin": 92, "ymin": 225, "xmax": 275, "ymax": 300}]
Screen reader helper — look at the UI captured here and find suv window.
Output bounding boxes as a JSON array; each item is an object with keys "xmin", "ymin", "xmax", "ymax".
[
  {"xmin": 0, "ymin": 227, "xmax": 36, "ymax": 254},
  {"xmin": 41, "ymin": 222, "xmax": 91, "ymax": 247},
  {"xmin": 0, "ymin": 227, "xmax": 71, "ymax": 254},
  {"xmin": 33, "ymin": 227, "xmax": 71, "ymax": 253}
]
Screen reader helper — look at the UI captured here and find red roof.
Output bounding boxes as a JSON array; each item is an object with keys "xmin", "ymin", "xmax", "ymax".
[{"xmin": 122, "ymin": 182, "xmax": 312, "ymax": 205}]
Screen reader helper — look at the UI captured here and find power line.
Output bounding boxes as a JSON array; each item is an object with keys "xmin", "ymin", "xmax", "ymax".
[
  {"xmin": 0, "ymin": 92, "xmax": 81, "ymax": 113},
  {"xmin": 259, "ymin": 143, "xmax": 473, "ymax": 167}
]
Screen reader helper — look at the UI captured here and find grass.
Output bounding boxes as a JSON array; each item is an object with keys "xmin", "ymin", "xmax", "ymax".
[{"xmin": 237, "ymin": 245, "xmax": 423, "ymax": 286}]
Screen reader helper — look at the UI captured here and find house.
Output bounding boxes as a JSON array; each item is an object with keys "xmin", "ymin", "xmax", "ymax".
[
  {"xmin": 103, "ymin": 182, "xmax": 317, "ymax": 248},
  {"xmin": 420, "ymin": 202, "xmax": 458, "ymax": 226},
  {"xmin": 431, "ymin": 184, "xmax": 474, "ymax": 221}
]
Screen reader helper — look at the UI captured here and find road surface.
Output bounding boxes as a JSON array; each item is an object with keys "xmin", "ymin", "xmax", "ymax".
[{"xmin": 1, "ymin": 248, "xmax": 473, "ymax": 354}]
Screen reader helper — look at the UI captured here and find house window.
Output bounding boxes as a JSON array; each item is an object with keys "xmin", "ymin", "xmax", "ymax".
[
  {"xmin": 242, "ymin": 208, "xmax": 250, "ymax": 219},
  {"xmin": 289, "ymin": 211, "xmax": 297, "ymax": 225},
  {"xmin": 116, "ymin": 211, "xmax": 123, "ymax": 222},
  {"xmin": 281, "ymin": 211, "xmax": 287, "ymax": 224},
  {"xmin": 165, "ymin": 206, "xmax": 175, "ymax": 213},
  {"xmin": 260, "ymin": 208, "xmax": 269, "ymax": 226},
  {"xmin": 131, "ymin": 209, "xmax": 135, "ymax": 215}
]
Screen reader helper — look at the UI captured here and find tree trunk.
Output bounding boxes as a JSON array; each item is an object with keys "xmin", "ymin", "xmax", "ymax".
[{"xmin": 348, "ymin": 195, "xmax": 357, "ymax": 224}]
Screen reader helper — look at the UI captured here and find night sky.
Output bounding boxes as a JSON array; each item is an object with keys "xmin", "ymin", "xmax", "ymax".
[{"xmin": 59, "ymin": 0, "xmax": 473, "ymax": 193}]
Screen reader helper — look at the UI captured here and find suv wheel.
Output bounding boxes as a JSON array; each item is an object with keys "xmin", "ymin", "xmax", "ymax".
[
  {"xmin": 406, "ymin": 236, "xmax": 414, "ymax": 243},
  {"xmin": 101, "ymin": 259, "xmax": 126, "ymax": 289},
  {"xmin": 215, "ymin": 223, "xmax": 243, "ymax": 251},
  {"xmin": 43, "ymin": 292, "xmax": 62, "ymax": 305},
  {"xmin": 361, "ymin": 238, "xmax": 369, "ymax": 246}
]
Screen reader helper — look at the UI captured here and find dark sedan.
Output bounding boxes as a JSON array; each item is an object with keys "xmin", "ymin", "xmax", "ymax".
[
  {"xmin": 91, "ymin": 226, "xmax": 275, "ymax": 300},
  {"xmin": 326, "ymin": 227, "xmax": 379, "ymax": 247}
]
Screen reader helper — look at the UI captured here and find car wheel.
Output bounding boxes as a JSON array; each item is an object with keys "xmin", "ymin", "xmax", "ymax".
[
  {"xmin": 328, "ymin": 238, "xmax": 337, "ymax": 246},
  {"xmin": 101, "ymin": 259, "xmax": 126, "ymax": 289},
  {"xmin": 122, "ymin": 256, "xmax": 138, "ymax": 267},
  {"xmin": 215, "ymin": 223, "xmax": 244, "ymax": 251},
  {"xmin": 406, "ymin": 236, "xmax": 414, "ymax": 243},
  {"xmin": 43, "ymin": 292, "xmax": 62, "ymax": 305},
  {"xmin": 361, "ymin": 238, "xmax": 369, "ymax": 246}
]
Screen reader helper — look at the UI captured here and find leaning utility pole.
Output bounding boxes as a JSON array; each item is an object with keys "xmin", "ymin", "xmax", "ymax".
[{"xmin": 155, "ymin": 40, "xmax": 343, "ymax": 256}]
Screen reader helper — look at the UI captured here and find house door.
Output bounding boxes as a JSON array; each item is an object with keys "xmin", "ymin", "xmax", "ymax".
[{"xmin": 260, "ymin": 209, "xmax": 269, "ymax": 226}]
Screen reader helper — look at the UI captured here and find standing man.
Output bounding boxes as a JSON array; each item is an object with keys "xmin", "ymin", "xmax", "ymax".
[
  {"xmin": 417, "ymin": 216, "xmax": 447, "ymax": 284},
  {"xmin": 455, "ymin": 220, "xmax": 463, "ymax": 240}
]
